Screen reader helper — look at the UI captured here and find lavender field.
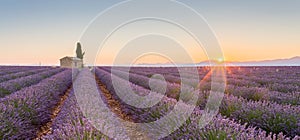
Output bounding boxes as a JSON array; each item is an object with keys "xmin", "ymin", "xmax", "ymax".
[{"xmin": 0, "ymin": 66, "xmax": 299, "ymax": 139}]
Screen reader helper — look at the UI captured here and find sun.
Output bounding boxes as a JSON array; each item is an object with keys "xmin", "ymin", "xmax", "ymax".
[{"xmin": 217, "ymin": 58, "xmax": 224, "ymax": 63}]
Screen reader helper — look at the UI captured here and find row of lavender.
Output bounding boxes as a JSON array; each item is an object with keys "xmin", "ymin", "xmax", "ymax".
[
  {"xmin": 43, "ymin": 68, "xmax": 107, "ymax": 139},
  {"xmin": 127, "ymin": 67, "xmax": 300, "ymax": 105},
  {"xmin": 0, "ymin": 66, "xmax": 298, "ymax": 139},
  {"xmin": 100, "ymin": 67, "xmax": 300, "ymax": 138},
  {"xmin": 0, "ymin": 68, "xmax": 73, "ymax": 139},
  {"xmin": 225, "ymin": 67, "xmax": 299, "ymax": 94},
  {"xmin": 101, "ymin": 67, "xmax": 299, "ymax": 106},
  {"xmin": 0, "ymin": 67, "xmax": 49, "ymax": 83},
  {"xmin": 94, "ymin": 67, "xmax": 298, "ymax": 139},
  {"xmin": 0, "ymin": 67, "xmax": 64, "ymax": 97},
  {"xmin": 0, "ymin": 66, "xmax": 52, "ymax": 76},
  {"xmin": 121, "ymin": 66, "xmax": 300, "ymax": 93}
]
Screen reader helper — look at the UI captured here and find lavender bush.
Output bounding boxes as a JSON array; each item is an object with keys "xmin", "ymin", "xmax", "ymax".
[
  {"xmin": 0, "ymin": 66, "xmax": 49, "ymax": 76},
  {"xmin": 0, "ymin": 69, "xmax": 73, "ymax": 139},
  {"xmin": 0, "ymin": 68, "xmax": 64, "ymax": 97},
  {"xmin": 95, "ymin": 67, "xmax": 299, "ymax": 139},
  {"xmin": 101, "ymin": 66, "xmax": 300, "ymax": 138},
  {"xmin": 0, "ymin": 67, "xmax": 49, "ymax": 83},
  {"xmin": 0, "ymin": 66, "xmax": 299, "ymax": 139},
  {"xmin": 219, "ymin": 95, "xmax": 300, "ymax": 137}
]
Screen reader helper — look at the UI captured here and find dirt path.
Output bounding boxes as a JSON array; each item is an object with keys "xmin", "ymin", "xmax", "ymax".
[
  {"xmin": 35, "ymin": 86, "xmax": 72, "ymax": 140},
  {"xmin": 95, "ymin": 77, "xmax": 150, "ymax": 140}
]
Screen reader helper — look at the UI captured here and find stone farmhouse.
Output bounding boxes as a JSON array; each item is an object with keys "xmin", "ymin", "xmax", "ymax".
[{"xmin": 60, "ymin": 56, "xmax": 83, "ymax": 68}]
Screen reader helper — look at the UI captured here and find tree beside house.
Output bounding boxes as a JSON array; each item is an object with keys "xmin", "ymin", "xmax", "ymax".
[{"xmin": 60, "ymin": 42, "xmax": 85, "ymax": 68}]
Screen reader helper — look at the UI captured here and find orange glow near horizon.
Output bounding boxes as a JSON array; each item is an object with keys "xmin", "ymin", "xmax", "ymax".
[
  {"xmin": 1, "ymin": 49, "xmax": 299, "ymax": 66},
  {"xmin": 0, "ymin": 33, "xmax": 299, "ymax": 65}
]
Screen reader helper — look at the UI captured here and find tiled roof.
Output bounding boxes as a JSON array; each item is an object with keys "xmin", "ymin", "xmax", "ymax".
[{"xmin": 60, "ymin": 56, "xmax": 82, "ymax": 61}]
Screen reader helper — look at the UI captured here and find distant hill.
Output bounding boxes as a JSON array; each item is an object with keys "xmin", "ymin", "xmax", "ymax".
[
  {"xmin": 196, "ymin": 56, "xmax": 300, "ymax": 66},
  {"xmin": 225, "ymin": 56, "xmax": 300, "ymax": 66},
  {"xmin": 134, "ymin": 56, "xmax": 300, "ymax": 66}
]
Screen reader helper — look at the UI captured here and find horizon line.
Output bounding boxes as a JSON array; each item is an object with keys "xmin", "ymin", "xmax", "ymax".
[{"xmin": 0, "ymin": 56, "xmax": 299, "ymax": 66}]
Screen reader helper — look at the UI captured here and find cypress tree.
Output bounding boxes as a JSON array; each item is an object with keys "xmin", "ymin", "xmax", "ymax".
[{"xmin": 76, "ymin": 42, "xmax": 85, "ymax": 59}]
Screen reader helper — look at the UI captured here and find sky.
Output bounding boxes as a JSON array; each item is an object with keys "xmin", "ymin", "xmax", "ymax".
[{"xmin": 0, "ymin": 0, "xmax": 299, "ymax": 65}]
